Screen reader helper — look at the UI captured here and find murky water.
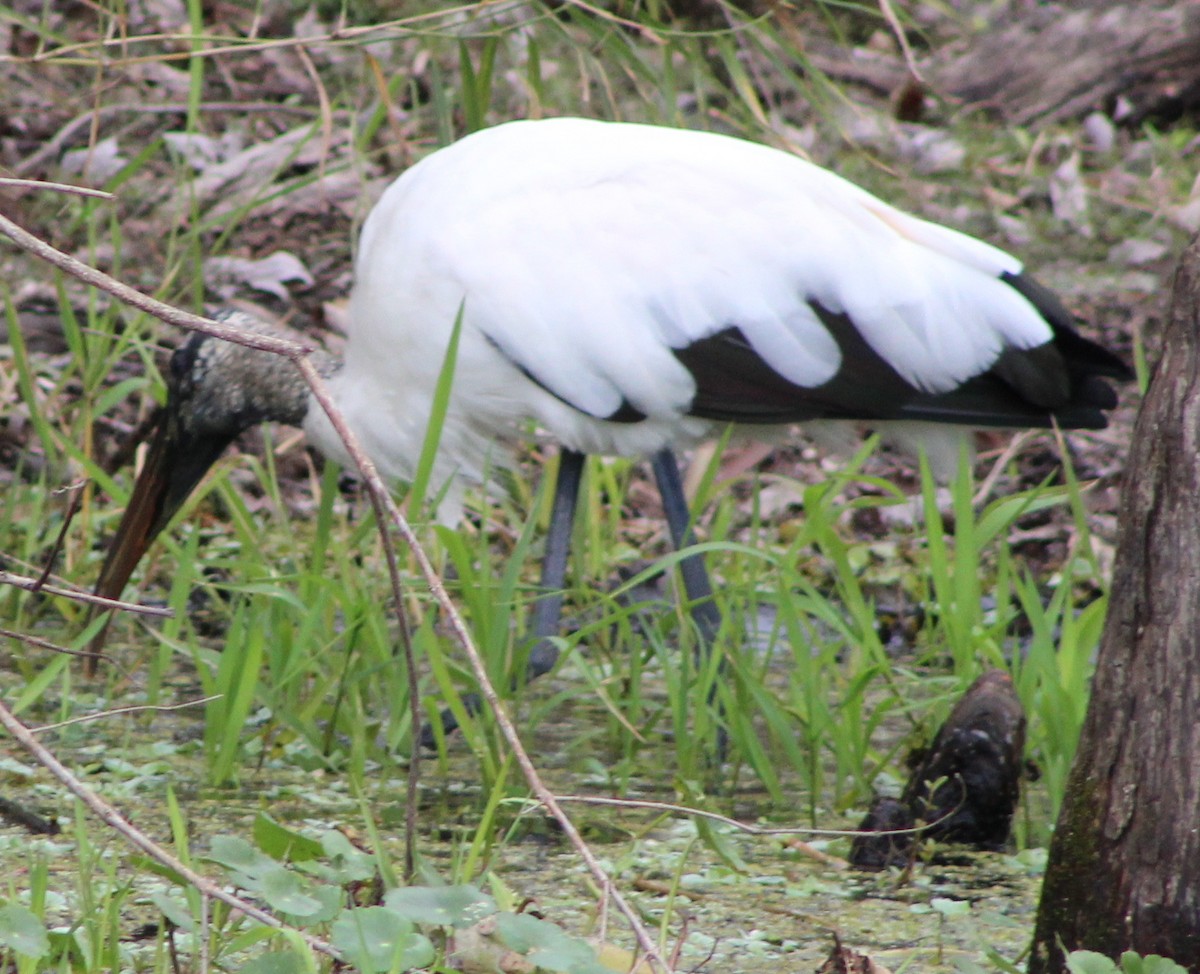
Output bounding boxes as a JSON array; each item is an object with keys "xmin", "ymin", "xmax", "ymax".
[{"xmin": 0, "ymin": 658, "xmax": 1046, "ymax": 973}]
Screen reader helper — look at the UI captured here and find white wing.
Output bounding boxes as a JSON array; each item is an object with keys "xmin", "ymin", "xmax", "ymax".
[{"xmin": 332, "ymin": 117, "xmax": 1123, "ymax": 490}]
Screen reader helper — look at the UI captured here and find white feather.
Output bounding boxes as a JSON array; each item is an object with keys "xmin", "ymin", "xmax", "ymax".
[{"xmin": 303, "ymin": 117, "xmax": 1061, "ymax": 516}]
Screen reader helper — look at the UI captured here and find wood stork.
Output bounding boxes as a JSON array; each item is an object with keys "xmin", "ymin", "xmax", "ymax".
[{"xmin": 90, "ymin": 116, "xmax": 1131, "ymax": 718}]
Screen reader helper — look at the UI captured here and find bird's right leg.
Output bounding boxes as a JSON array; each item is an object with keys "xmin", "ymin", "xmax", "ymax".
[
  {"xmin": 526, "ymin": 448, "xmax": 586, "ymax": 677},
  {"xmin": 420, "ymin": 448, "xmax": 585, "ymax": 746}
]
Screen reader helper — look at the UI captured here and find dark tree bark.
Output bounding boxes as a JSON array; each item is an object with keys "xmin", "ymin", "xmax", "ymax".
[
  {"xmin": 1028, "ymin": 235, "xmax": 1200, "ymax": 972},
  {"xmin": 850, "ymin": 670, "xmax": 1026, "ymax": 871},
  {"xmin": 933, "ymin": 1, "xmax": 1200, "ymax": 127},
  {"xmin": 806, "ymin": 1, "xmax": 1200, "ymax": 129}
]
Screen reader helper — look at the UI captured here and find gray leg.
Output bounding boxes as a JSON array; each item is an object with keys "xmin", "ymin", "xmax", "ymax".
[
  {"xmin": 421, "ymin": 448, "xmax": 585, "ymax": 746},
  {"xmin": 649, "ymin": 448, "xmax": 721, "ymax": 642},
  {"xmin": 650, "ymin": 447, "xmax": 727, "ymax": 755},
  {"xmin": 527, "ymin": 448, "xmax": 586, "ymax": 677}
]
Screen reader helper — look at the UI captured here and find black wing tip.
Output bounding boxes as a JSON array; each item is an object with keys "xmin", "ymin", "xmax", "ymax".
[
  {"xmin": 898, "ymin": 367, "xmax": 1123, "ymax": 432},
  {"xmin": 1002, "ymin": 269, "xmax": 1135, "ymax": 383}
]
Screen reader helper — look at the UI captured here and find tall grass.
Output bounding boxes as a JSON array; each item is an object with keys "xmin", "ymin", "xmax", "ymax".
[
  {"xmin": 4, "ymin": 0, "xmax": 1115, "ymax": 806},
  {"xmin": 0, "ymin": 0, "xmax": 1146, "ymax": 969}
]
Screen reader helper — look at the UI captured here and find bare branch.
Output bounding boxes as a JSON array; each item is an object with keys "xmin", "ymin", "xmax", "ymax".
[
  {"xmin": 0, "ymin": 697, "xmax": 340, "ymax": 959},
  {"xmin": 0, "ymin": 207, "xmax": 674, "ymax": 972},
  {"xmin": 555, "ymin": 794, "xmax": 929, "ymax": 841},
  {"xmin": 0, "ymin": 570, "xmax": 172, "ymax": 616},
  {"xmin": 0, "ymin": 177, "xmax": 113, "ymax": 199},
  {"xmin": 30, "ymin": 696, "xmax": 221, "ymax": 733}
]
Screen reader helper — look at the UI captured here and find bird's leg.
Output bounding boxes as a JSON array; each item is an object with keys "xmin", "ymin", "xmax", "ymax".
[
  {"xmin": 650, "ymin": 447, "xmax": 729, "ymax": 757},
  {"xmin": 526, "ymin": 448, "xmax": 586, "ymax": 678},
  {"xmin": 420, "ymin": 449, "xmax": 585, "ymax": 748},
  {"xmin": 649, "ymin": 448, "xmax": 722, "ymax": 643}
]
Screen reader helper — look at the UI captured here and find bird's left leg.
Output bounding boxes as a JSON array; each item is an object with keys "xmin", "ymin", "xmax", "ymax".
[
  {"xmin": 650, "ymin": 448, "xmax": 728, "ymax": 755},
  {"xmin": 419, "ymin": 448, "xmax": 585, "ymax": 748},
  {"xmin": 649, "ymin": 448, "xmax": 722, "ymax": 643}
]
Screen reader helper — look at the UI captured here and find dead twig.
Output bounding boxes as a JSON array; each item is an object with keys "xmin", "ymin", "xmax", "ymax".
[
  {"xmin": 0, "ymin": 570, "xmax": 172, "ymax": 616},
  {"xmin": 0, "ymin": 209, "xmax": 674, "ymax": 974},
  {"xmin": 554, "ymin": 794, "xmax": 922, "ymax": 842},
  {"xmin": 0, "ymin": 177, "xmax": 113, "ymax": 199},
  {"xmin": 30, "ymin": 696, "xmax": 221, "ymax": 734},
  {"xmin": 0, "ymin": 625, "xmax": 119, "ymax": 668},
  {"xmin": 32, "ymin": 480, "xmax": 86, "ymax": 592},
  {"xmin": 0, "ymin": 697, "xmax": 340, "ymax": 959}
]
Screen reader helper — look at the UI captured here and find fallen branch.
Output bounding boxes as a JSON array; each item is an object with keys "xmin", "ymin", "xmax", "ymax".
[
  {"xmin": 0, "ymin": 697, "xmax": 340, "ymax": 959},
  {"xmin": 0, "ymin": 569, "xmax": 172, "ymax": 616},
  {"xmin": 0, "ymin": 208, "xmax": 673, "ymax": 973}
]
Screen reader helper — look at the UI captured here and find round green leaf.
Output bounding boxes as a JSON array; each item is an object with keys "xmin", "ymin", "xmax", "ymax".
[
  {"xmin": 1067, "ymin": 951, "xmax": 1121, "ymax": 974},
  {"xmin": 930, "ymin": 897, "xmax": 971, "ymax": 917},
  {"xmin": 331, "ymin": 906, "xmax": 435, "ymax": 973},
  {"xmin": 383, "ymin": 885, "xmax": 496, "ymax": 928},
  {"xmin": 1125, "ymin": 955, "xmax": 1189, "ymax": 974},
  {"xmin": 259, "ymin": 866, "xmax": 325, "ymax": 917},
  {"xmin": 313, "ymin": 831, "xmax": 376, "ymax": 884},
  {"xmin": 150, "ymin": 891, "xmax": 195, "ymax": 931},
  {"xmin": 239, "ymin": 949, "xmax": 310, "ymax": 974},
  {"xmin": 0, "ymin": 904, "xmax": 50, "ymax": 959},
  {"xmin": 494, "ymin": 913, "xmax": 609, "ymax": 974},
  {"xmin": 253, "ymin": 813, "xmax": 325, "ymax": 863}
]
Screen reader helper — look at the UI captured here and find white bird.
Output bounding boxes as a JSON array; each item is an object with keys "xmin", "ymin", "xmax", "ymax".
[{"xmin": 90, "ymin": 117, "xmax": 1130, "ymax": 706}]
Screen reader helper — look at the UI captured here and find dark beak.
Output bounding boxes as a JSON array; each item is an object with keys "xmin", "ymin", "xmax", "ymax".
[{"xmin": 86, "ymin": 401, "xmax": 234, "ymax": 672}]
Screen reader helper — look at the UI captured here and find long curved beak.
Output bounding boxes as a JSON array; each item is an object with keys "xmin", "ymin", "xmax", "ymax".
[{"xmin": 86, "ymin": 402, "xmax": 234, "ymax": 673}]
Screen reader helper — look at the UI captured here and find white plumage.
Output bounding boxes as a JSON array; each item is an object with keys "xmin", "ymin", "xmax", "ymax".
[
  {"xmin": 304, "ymin": 118, "xmax": 1110, "ymax": 520},
  {"xmin": 91, "ymin": 116, "xmax": 1129, "ymax": 698}
]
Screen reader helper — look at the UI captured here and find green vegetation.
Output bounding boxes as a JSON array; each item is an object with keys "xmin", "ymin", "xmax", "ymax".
[{"xmin": 0, "ymin": 0, "xmax": 1184, "ymax": 970}]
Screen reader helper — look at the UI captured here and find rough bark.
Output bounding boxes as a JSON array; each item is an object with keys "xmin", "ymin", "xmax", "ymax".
[
  {"xmin": 850, "ymin": 670, "xmax": 1026, "ymax": 871},
  {"xmin": 933, "ymin": 1, "xmax": 1200, "ymax": 127},
  {"xmin": 1028, "ymin": 235, "xmax": 1200, "ymax": 972},
  {"xmin": 806, "ymin": 1, "xmax": 1200, "ymax": 129}
]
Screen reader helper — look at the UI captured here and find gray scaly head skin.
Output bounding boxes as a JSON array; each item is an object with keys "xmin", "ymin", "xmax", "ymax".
[{"xmin": 87, "ymin": 311, "xmax": 336, "ymax": 669}]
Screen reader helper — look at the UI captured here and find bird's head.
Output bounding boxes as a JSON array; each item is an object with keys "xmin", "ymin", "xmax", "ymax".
[{"xmin": 89, "ymin": 312, "xmax": 324, "ymax": 662}]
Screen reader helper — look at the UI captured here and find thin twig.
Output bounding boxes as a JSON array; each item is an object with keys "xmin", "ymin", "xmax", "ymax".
[
  {"xmin": 974, "ymin": 429, "xmax": 1036, "ymax": 507},
  {"xmin": 876, "ymin": 0, "xmax": 924, "ymax": 82},
  {"xmin": 14, "ymin": 4, "xmax": 526, "ymax": 67},
  {"xmin": 31, "ymin": 696, "xmax": 221, "ymax": 734},
  {"xmin": 0, "ymin": 697, "xmax": 340, "ymax": 959},
  {"xmin": 301, "ymin": 356, "xmax": 670, "ymax": 968},
  {"xmin": 0, "ymin": 177, "xmax": 113, "ymax": 199},
  {"xmin": 0, "ymin": 570, "xmax": 172, "ymax": 616},
  {"xmin": 553, "ymin": 794, "xmax": 930, "ymax": 841},
  {"xmin": 292, "ymin": 357, "xmax": 422, "ymax": 884},
  {"xmin": 0, "ymin": 210, "xmax": 673, "ymax": 971},
  {"xmin": 33, "ymin": 480, "xmax": 86, "ymax": 591},
  {"xmin": 0, "ymin": 211, "xmax": 313, "ymax": 357},
  {"xmin": 0, "ymin": 625, "xmax": 117, "ymax": 667}
]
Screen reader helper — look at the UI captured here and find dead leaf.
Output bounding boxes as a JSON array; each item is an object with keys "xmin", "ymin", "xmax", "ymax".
[
  {"xmin": 1082, "ymin": 110, "xmax": 1116, "ymax": 155},
  {"xmin": 163, "ymin": 130, "xmax": 246, "ymax": 171},
  {"xmin": 1108, "ymin": 238, "xmax": 1169, "ymax": 266},
  {"xmin": 901, "ymin": 128, "xmax": 966, "ymax": 174},
  {"xmin": 60, "ymin": 136, "xmax": 125, "ymax": 184},
  {"xmin": 165, "ymin": 124, "xmax": 346, "ymax": 223},
  {"xmin": 1049, "ymin": 151, "xmax": 1092, "ymax": 236},
  {"xmin": 204, "ymin": 251, "xmax": 314, "ymax": 300}
]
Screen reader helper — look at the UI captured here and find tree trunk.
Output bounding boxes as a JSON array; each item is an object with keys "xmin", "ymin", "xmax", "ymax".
[
  {"xmin": 805, "ymin": 0, "xmax": 1200, "ymax": 129},
  {"xmin": 932, "ymin": 1, "xmax": 1200, "ymax": 127},
  {"xmin": 1028, "ymin": 235, "xmax": 1200, "ymax": 972}
]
